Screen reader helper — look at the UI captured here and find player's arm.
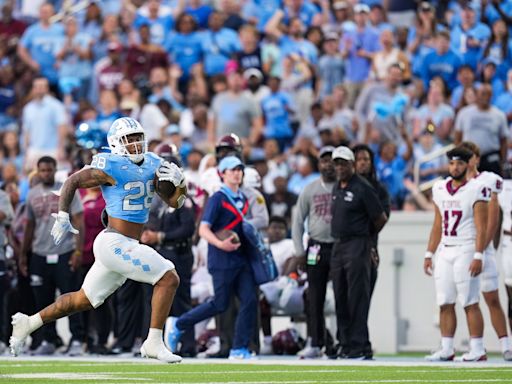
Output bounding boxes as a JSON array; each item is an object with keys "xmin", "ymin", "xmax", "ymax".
[
  {"xmin": 58, "ymin": 167, "xmax": 114, "ymax": 213},
  {"xmin": 424, "ymin": 204, "xmax": 442, "ymax": 276},
  {"xmin": 470, "ymin": 200, "xmax": 488, "ymax": 277},
  {"xmin": 485, "ymin": 192, "xmax": 500, "ymax": 249}
]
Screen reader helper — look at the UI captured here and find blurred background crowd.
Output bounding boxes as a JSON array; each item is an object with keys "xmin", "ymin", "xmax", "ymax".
[{"xmin": 0, "ymin": 0, "xmax": 511, "ymax": 358}]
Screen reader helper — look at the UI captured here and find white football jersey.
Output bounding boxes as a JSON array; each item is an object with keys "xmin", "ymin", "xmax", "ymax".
[
  {"xmin": 475, "ymin": 171, "xmax": 503, "ymax": 195},
  {"xmin": 432, "ymin": 177, "xmax": 490, "ymax": 246},
  {"xmin": 498, "ymin": 179, "xmax": 512, "ymax": 236}
]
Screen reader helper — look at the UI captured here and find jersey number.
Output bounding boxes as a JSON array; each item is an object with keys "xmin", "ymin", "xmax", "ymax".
[
  {"xmin": 443, "ymin": 210, "xmax": 462, "ymax": 236},
  {"xmin": 123, "ymin": 181, "xmax": 154, "ymax": 211},
  {"xmin": 91, "ymin": 156, "xmax": 106, "ymax": 169}
]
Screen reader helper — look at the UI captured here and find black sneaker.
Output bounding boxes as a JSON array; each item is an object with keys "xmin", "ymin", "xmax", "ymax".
[{"xmin": 108, "ymin": 346, "xmax": 132, "ymax": 355}]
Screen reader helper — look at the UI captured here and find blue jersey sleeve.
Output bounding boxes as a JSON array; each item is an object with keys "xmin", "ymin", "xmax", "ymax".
[{"xmin": 90, "ymin": 153, "xmax": 114, "ymax": 180}]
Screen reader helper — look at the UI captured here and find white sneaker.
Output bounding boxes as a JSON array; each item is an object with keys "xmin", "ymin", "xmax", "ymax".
[
  {"xmin": 425, "ymin": 349, "xmax": 455, "ymax": 361},
  {"xmin": 9, "ymin": 313, "xmax": 31, "ymax": 357},
  {"xmin": 140, "ymin": 341, "xmax": 182, "ymax": 363},
  {"xmin": 297, "ymin": 346, "xmax": 323, "ymax": 359},
  {"xmin": 459, "ymin": 350, "xmax": 487, "ymax": 362},
  {"xmin": 260, "ymin": 342, "xmax": 273, "ymax": 355},
  {"xmin": 503, "ymin": 350, "xmax": 512, "ymax": 361}
]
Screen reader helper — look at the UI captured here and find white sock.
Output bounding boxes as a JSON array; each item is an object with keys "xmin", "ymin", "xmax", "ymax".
[
  {"xmin": 263, "ymin": 336, "xmax": 272, "ymax": 345},
  {"xmin": 146, "ymin": 328, "xmax": 163, "ymax": 345},
  {"xmin": 499, "ymin": 336, "xmax": 511, "ymax": 353},
  {"xmin": 441, "ymin": 337, "xmax": 454, "ymax": 352},
  {"xmin": 470, "ymin": 337, "xmax": 485, "ymax": 354},
  {"xmin": 28, "ymin": 314, "xmax": 43, "ymax": 333}
]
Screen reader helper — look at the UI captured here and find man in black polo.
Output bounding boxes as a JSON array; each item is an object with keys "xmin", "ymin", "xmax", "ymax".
[{"xmin": 330, "ymin": 146, "xmax": 387, "ymax": 360}]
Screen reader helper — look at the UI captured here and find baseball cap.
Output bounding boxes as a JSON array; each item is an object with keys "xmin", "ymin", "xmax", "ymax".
[
  {"xmin": 462, "ymin": 2, "xmax": 477, "ymax": 11},
  {"xmin": 243, "ymin": 68, "xmax": 263, "ymax": 80},
  {"xmin": 319, "ymin": 146, "xmax": 335, "ymax": 158},
  {"xmin": 165, "ymin": 124, "xmax": 180, "ymax": 136},
  {"xmin": 354, "ymin": 3, "xmax": 370, "ymax": 14},
  {"xmin": 332, "ymin": 146, "xmax": 355, "ymax": 161},
  {"xmin": 218, "ymin": 156, "xmax": 245, "ymax": 172},
  {"xmin": 324, "ymin": 32, "xmax": 339, "ymax": 41},
  {"xmin": 333, "ymin": 1, "xmax": 348, "ymax": 10}
]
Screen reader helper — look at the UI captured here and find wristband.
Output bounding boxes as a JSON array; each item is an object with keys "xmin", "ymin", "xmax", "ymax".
[
  {"xmin": 474, "ymin": 252, "xmax": 483, "ymax": 260},
  {"xmin": 424, "ymin": 251, "xmax": 434, "ymax": 259}
]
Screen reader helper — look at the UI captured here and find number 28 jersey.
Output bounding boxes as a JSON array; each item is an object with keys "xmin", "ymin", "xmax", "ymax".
[
  {"xmin": 432, "ymin": 177, "xmax": 490, "ymax": 246},
  {"xmin": 90, "ymin": 152, "xmax": 163, "ymax": 224}
]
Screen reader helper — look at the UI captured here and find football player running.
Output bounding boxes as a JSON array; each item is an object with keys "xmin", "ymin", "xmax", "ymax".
[
  {"xmin": 9, "ymin": 117, "xmax": 186, "ymax": 363},
  {"xmin": 424, "ymin": 146, "xmax": 489, "ymax": 362},
  {"xmin": 460, "ymin": 141, "xmax": 512, "ymax": 361}
]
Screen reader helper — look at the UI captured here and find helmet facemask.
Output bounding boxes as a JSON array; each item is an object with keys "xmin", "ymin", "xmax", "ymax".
[{"xmin": 107, "ymin": 118, "xmax": 147, "ymax": 163}]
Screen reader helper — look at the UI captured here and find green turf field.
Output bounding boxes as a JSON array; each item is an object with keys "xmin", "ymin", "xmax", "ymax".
[{"xmin": 1, "ymin": 360, "xmax": 512, "ymax": 384}]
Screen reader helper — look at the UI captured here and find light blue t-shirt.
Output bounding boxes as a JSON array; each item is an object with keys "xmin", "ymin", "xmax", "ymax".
[
  {"xmin": 283, "ymin": 1, "xmax": 320, "ymax": 28},
  {"xmin": 20, "ymin": 22, "xmax": 65, "ymax": 84},
  {"xmin": 340, "ymin": 27, "xmax": 381, "ymax": 83},
  {"xmin": 90, "ymin": 152, "xmax": 163, "ymax": 224},
  {"xmin": 261, "ymin": 91, "xmax": 294, "ymax": 139},
  {"xmin": 200, "ymin": 28, "xmax": 241, "ymax": 76},
  {"xmin": 165, "ymin": 31, "xmax": 203, "ymax": 78},
  {"xmin": 22, "ymin": 95, "xmax": 67, "ymax": 151},
  {"xmin": 420, "ymin": 49, "xmax": 462, "ymax": 90},
  {"xmin": 133, "ymin": 14, "xmax": 174, "ymax": 46},
  {"xmin": 54, "ymin": 33, "xmax": 93, "ymax": 80},
  {"xmin": 450, "ymin": 22, "xmax": 491, "ymax": 70}
]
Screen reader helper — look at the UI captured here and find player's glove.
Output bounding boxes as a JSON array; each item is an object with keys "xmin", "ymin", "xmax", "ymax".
[
  {"xmin": 156, "ymin": 161, "xmax": 185, "ymax": 188},
  {"xmin": 51, "ymin": 211, "xmax": 79, "ymax": 245}
]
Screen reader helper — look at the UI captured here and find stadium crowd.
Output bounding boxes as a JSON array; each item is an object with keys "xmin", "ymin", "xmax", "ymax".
[{"xmin": 1, "ymin": 0, "xmax": 512, "ymax": 359}]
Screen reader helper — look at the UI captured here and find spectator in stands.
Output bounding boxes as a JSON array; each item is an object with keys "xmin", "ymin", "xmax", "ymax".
[
  {"xmin": 80, "ymin": 1, "xmax": 102, "ymax": 41},
  {"xmin": 495, "ymin": 69, "xmax": 512, "ymax": 124},
  {"xmin": 242, "ymin": 68, "xmax": 270, "ymax": 106},
  {"xmin": 287, "ymin": 155, "xmax": 319, "ymax": 196},
  {"xmin": 133, "ymin": 0, "xmax": 182, "ymax": 47},
  {"xmin": 480, "ymin": 58, "xmax": 505, "ymax": 103},
  {"xmin": 421, "ymin": 30, "xmax": 462, "ymax": 92},
  {"xmin": 319, "ymin": 95, "xmax": 353, "ymax": 144},
  {"xmin": 323, "ymin": 1, "xmax": 355, "ymax": 37},
  {"xmin": 17, "ymin": 3, "xmax": 63, "ymax": 90},
  {"xmin": 292, "ymin": 146, "xmax": 336, "ymax": 359},
  {"xmin": 451, "ymin": 65, "xmax": 479, "ymax": 108},
  {"xmin": 356, "ymin": 63, "xmax": 408, "ymax": 149},
  {"xmin": 55, "ymin": 16, "xmax": 93, "ymax": 101},
  {"xmin": 0, "ymin": 3, "xmax": 26, "ymax": 56},
  {"xmin": 236, "ymin": 24, "xmax": 262, "ymax": 72},
  {"xmin": 185, "ymin": 0, "xmax": 213, "ymax": 29},
  {"xmin": 317, "ymin": 32, "xmax": 345, "ymax": 99},
  {"xmin": 455, "ymin": 84, "xmax": 508, "ymax": 175},
  {"xmin": 261, "ymin": 76, "xmax": 295, "ymax": 151},
  {"xmin": 412, "ymin": 123, "xmax": 448, "ymax": 184},
  {"xmin": 371, "ymin": 29, "xmax": 410, "ymax": 82},
  {"xmin": 481, "ymin": 19, "xmax": 512, "ymax": 81},
  {"xmin": 1, "ymin": 131, "xmax": 23, "ymax": 173},
  {"xmin": 147, "ymin": 66, "xmax": 184, "ymax": 111},
  {"xmin": 22, "ymin": 77, "xmax": 68, "ymax": 168},
  {"xmin": 407, "ymin": 1, "xmax": 439, "ymax": 78},
  {"xmin": 93, "ymin": 41, "xmax": 124, "ymax": 101},
  {"xmin": 368, "ymin": 3, "xmax": 393, "ymax": 32},
  {"xmin": 456, "ymin": 85, "xmax": 478, "ymax": 113},
  {"xmin": 339, "ymin": 3, "xmax": 380, "ymax": 107},
  {"xmin": 261, "ymin": 139, "xmax": 290, "ymax": 194},
  {"xmin": 0, "ymin": 64, "xmax": 17, "ymax": 129},
  {"xmin": 201, "ymin": 11, "xmax": 241, "ymax": 77},
  {"xmin": 295, "ymin": 102, "xmax": 322, "ymax": 148},
  {"xmin": 208, "ymin": 68, "xmax": 262, "ymax": 145},
  {"xmin": 268, "ymin": 176, "xmax": 297, "ymax": 225},
  {"xmin": 412, "ymin": 79, "xmax": 454, "ymax": 141},
  {"xmin": 165, "ymin": 13, "xmax": 202, "ymax": 92},
  {"xmin": 90, "ymin": 15, "xmax": 120, "ymax": 64},
  {"xmin": 282, "ymin": 0, "xmax": 321, "ymax": 28},
  {"xmin": 96, "ymin": 89, "xmax": 122, "ymax": 133},
  {"xmin": 450, "ymin": 3, "xmax": 491, "ymax": 70},
  {"xmin": 20, "ymin": 156, "xmax": 85, "ymax": 356},
  {"xmin": 125, "ymin": 23, "xmax": 168, "ymax": 91},
  {"xmin": 375, "ymin": 121, "xmax": 413, "ymax": 209}
]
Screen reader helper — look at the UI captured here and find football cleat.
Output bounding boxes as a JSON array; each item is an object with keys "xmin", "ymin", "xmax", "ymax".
[
  {"xmin": 140, "ymin": 341, "xmax": 182, "ymax": 363},
  {"xmin": 425, "ymin": 349, "xmax": 455, "ymax": 362},
  {"xmin": 166, "ymin": 317, "xmax": 183, "ymax": 353},
  {"xmin": 459, "ymin": 350, "xmax": 487, "ymax": 362},
  {"xmin": 9, "ymin": 313, "xmax": 31, "ymax": 357}
]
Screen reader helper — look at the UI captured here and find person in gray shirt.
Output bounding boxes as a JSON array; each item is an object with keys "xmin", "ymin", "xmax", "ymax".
[
  {"xmin": 19, "ymin": 156, "xmax": 84, "ymax": 356},
  {"xmin": 209, "ymin": 69, "xmax": 263, "ymax": 146},
  {"xmin": 291, "ymin": 146, "xmax": 337, "ymax": 358},
  {"xmin": 455, "ymin": 84, "xmax": 508, "ymax": 175}
]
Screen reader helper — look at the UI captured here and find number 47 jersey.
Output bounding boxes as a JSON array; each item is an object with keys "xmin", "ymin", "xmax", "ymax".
[
  {"xmin": 90, "ymin": 152, "xmax": 163, "ymax": 224},
  {"xmin": 432, "ymin": 177, "xmax": 491, "ymax": 246}
]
